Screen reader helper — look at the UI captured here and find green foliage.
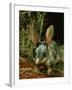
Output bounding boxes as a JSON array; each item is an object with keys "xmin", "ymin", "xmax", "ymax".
[{"xmin": 19, "ymin": 11, "xmax": 46, "ymax": 59}]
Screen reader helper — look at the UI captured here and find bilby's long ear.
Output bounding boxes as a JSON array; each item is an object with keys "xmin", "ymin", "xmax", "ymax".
[
  {"xmin": 30, "ymin": 21, "xmax": 40, "ymax": 46},
  {"xmin": 45, "ymin": 25, "xmax": 54, "ymax": 45}
]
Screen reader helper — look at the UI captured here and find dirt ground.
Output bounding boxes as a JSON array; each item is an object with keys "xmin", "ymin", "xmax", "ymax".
[
  {"xmin": 19, "ymin": 57, "xmax": 48, "ymax": 79},
  {"xmin": 19, "ymin": 57, "xmax": 64, "ymax": 79}
]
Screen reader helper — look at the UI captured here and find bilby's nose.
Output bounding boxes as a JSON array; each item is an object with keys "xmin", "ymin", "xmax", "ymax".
[{"xmin": 35, "ymin": 58, "xmax": 39, "ymax": 64}]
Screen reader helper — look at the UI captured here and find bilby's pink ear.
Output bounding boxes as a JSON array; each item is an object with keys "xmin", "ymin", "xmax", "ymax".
[
  {"xmin": 45, "ymin": 25, "xmax": 54, "ymax": 45},
  {"xmin": 30, "ymin": 21, "xmax": 40, "ymax": 46}
]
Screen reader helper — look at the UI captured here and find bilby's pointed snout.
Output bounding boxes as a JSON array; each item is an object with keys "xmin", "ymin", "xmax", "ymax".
[{"xmin": 35, "ymin": 58, "xmax": 39, "ymax": 64}]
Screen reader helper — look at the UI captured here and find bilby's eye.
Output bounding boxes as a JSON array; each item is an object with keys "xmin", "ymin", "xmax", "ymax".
[{"xmin": 36, "ymin": 42, "xmax": 41, "ymax": 47}]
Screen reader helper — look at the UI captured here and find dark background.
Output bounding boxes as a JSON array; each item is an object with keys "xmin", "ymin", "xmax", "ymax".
[{"xmin": 43, "ymin": 12, "xmax": 64, "ymax": 45}]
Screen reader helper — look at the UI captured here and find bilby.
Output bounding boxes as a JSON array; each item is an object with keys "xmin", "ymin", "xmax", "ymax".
[{"xmin": 30, "ymin": 25, "xmax": 57, "ymax": 75}]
